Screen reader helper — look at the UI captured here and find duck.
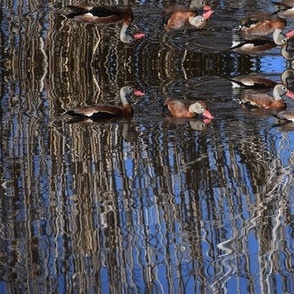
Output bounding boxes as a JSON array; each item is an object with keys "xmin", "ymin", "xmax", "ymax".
[
  {"xmin": 66, "ymin": 86, "xmax": 145, "ymax": 119},
  {"xmin": 239, "ymin": 84, "xmax": 294, "ymax": 109},
  {"xmin": 274, "ymin": 110, "xmax": 294, "ymax": 122},
  {"xmin": 237, "ymin": 14, "xmax": 294, "ymax": 45},
  {"xmin": 163, "ymin": 8, "xmax": 213, "ymax": 31},
  {"xmin": 163, "ymin": 98, "xmax": 214, "ymax": 119},
  {"xmin": 65, "ymin": 5, "xmax": 145, "ymax": 43},
  {"xmin": 238, "ymin": 15, "xmax": 286, "ymax": 36}
]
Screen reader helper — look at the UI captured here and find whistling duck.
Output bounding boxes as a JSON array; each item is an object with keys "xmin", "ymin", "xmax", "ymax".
[
  {"xmin": 273, "ymin": 1, "xmax": 294, "ymax": 18},
  {"xmin": 163, "ymin": 8, "xmax": 213, "ymax": 31},
  {"xmin": 274, "ymin": 110, "xmax": 294, "ymax": 122},
  {"xmin": 238, "ymin": 15, "xmax": 294, "ymax": 45},
  {"xmin": 65, "ymin": 5, "xmax": 145, "ymax": 43},
  {"xmin": 229, "ymin": 74, "xmax": 277, "ymax": 90},
  {"xmin": 238, "ymin": 15, "xmax": 286, "ymax": 36},
  {"xmin": 239, "ymin": 84, "xmax": 294, "ymax": 109},
  {"xmin": 66, "ymin": 86, "xmax": 145, "ymax": 119},
  {"xmin": 163, "ymin": 98, "xmax": 214, "ymax": 119}
]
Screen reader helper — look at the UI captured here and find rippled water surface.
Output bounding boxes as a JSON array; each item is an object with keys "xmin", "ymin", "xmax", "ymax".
[{"xmin": 1, "ymin": 0, "xmax": 294, "ymax": 293}]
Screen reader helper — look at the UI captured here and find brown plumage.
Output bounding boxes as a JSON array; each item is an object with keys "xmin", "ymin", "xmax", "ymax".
[
  {"xmin": 239, "ymin": 84, "xmax": 294, "ymax": 109},
  {"xmin": 237, "ymin": 15, "xmax": 294, "ymax": 46},
  {"xmin": 67, "ymin": 86, "xmax": 144, "ymax": 119},
  {"xmin": 238, "ymin": 15, "xmax": 286, "ymax": 36},
  {"xmin": 163, "ymin": 98, "xmax": 214, "ymax": 119},
  {"xmin": 65, "ymin": 6, "xmax": 145, "ymax": 43}
]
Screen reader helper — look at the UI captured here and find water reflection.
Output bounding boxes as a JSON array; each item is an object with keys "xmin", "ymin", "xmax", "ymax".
[{"xmin": 1, "ymin": 0, "xmax": 294, "ymax": 293}]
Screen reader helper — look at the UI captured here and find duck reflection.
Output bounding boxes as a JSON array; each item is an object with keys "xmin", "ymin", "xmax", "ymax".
[
  {"xmin": 189, "ymin": 119, "xmax": 210, "ymax": 130},
  {"xmin": 230, "ymin": 34, "xmax": 277, "ymax": 55},
  {"xmin": 273, "ymin": 109, "xmax": 294, "ymax": 131},
  {"xmin": 273, "ymin": 1, "xmax": 294, "ymax": 19},
  {"xmin": 229, "ymin": 74, "xmax": 277, "ymax": 90},
  {"xmin": 275, "ymin": 109, "xmax": 294, "ymax": 122},
  {"xmin": 281, "ymin": 68, "xmax": 294, "ymax": 89},
  {"xmin": 67, "ymin": 117, "xmax": 140, "ymax": 142},
  {"xmin": 163, "ymin": 116, "xmax": 211, "ymax": 131},
  {"xmin": 281, "ymin": 37, "xmax": 294, "ymax": 66},
  {"xmin": 229, "ymin": 70, "xmax": 294, "ymax": 90}
]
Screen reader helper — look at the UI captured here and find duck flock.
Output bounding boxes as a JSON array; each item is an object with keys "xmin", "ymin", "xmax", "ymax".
[{"xmin": 62, "ymin": 0, "xmax": 294, "ymax": 124}]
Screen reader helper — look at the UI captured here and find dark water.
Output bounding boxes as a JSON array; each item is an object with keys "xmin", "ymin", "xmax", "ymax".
[{"xmin": 1, "ymin": 0, "xmax": 294, "ymax": 293}]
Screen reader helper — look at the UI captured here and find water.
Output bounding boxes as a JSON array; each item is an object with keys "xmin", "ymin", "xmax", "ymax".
[{"xmin": 1, "ymin": 0, "xmax": 294, "ymax": 293}]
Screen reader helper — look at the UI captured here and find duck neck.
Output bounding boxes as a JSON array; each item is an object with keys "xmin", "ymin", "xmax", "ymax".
[
  {"xmin": 273, "ymin": 28, "xmax": 285, "ymax": 44},
  {"xmin": 273, "ymin": 86, "xmax": 282, "ymax": 100},
  {"xmin": 120, "ymin": 22, "xmax": 129, "ymax": 41},
  {"xmin": 188, "ymin": 16, "xmax": 196, "ymax": 26},
  {"xmin": 120, "ymin": 88, "xmax": 130, "ymax": 106}
]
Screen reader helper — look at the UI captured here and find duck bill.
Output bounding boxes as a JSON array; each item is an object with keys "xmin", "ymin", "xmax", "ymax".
[
  {"xmin": 134, "ymin": 33, "xmax": 145, "ymax": 40},
  {"xmin": 286, "ymin": 90, "xmax": 294, "ymax": 99},
  {"xmin": 203, "ymin": 10, "xmax": 214, "ymax": 20},
  {"xmin": 286, "ymin": 29, "xmax": 294, "ymax": 39},
  {"xmin": 134, "ymin": 90, "xmax": 145, "ymax": 96},
  {"xmin": 203, "ymin": 109, "xmax": 214, "ymax": 119}
]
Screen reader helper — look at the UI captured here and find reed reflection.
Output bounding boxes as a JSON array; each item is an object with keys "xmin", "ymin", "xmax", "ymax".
[
  {"xmin": 59, "ymin": 112, "xmax": 294, "ymax": 293},
  {"xmin": 1, "ymin": 0, "xmax": 294, "ymax": 293}
]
